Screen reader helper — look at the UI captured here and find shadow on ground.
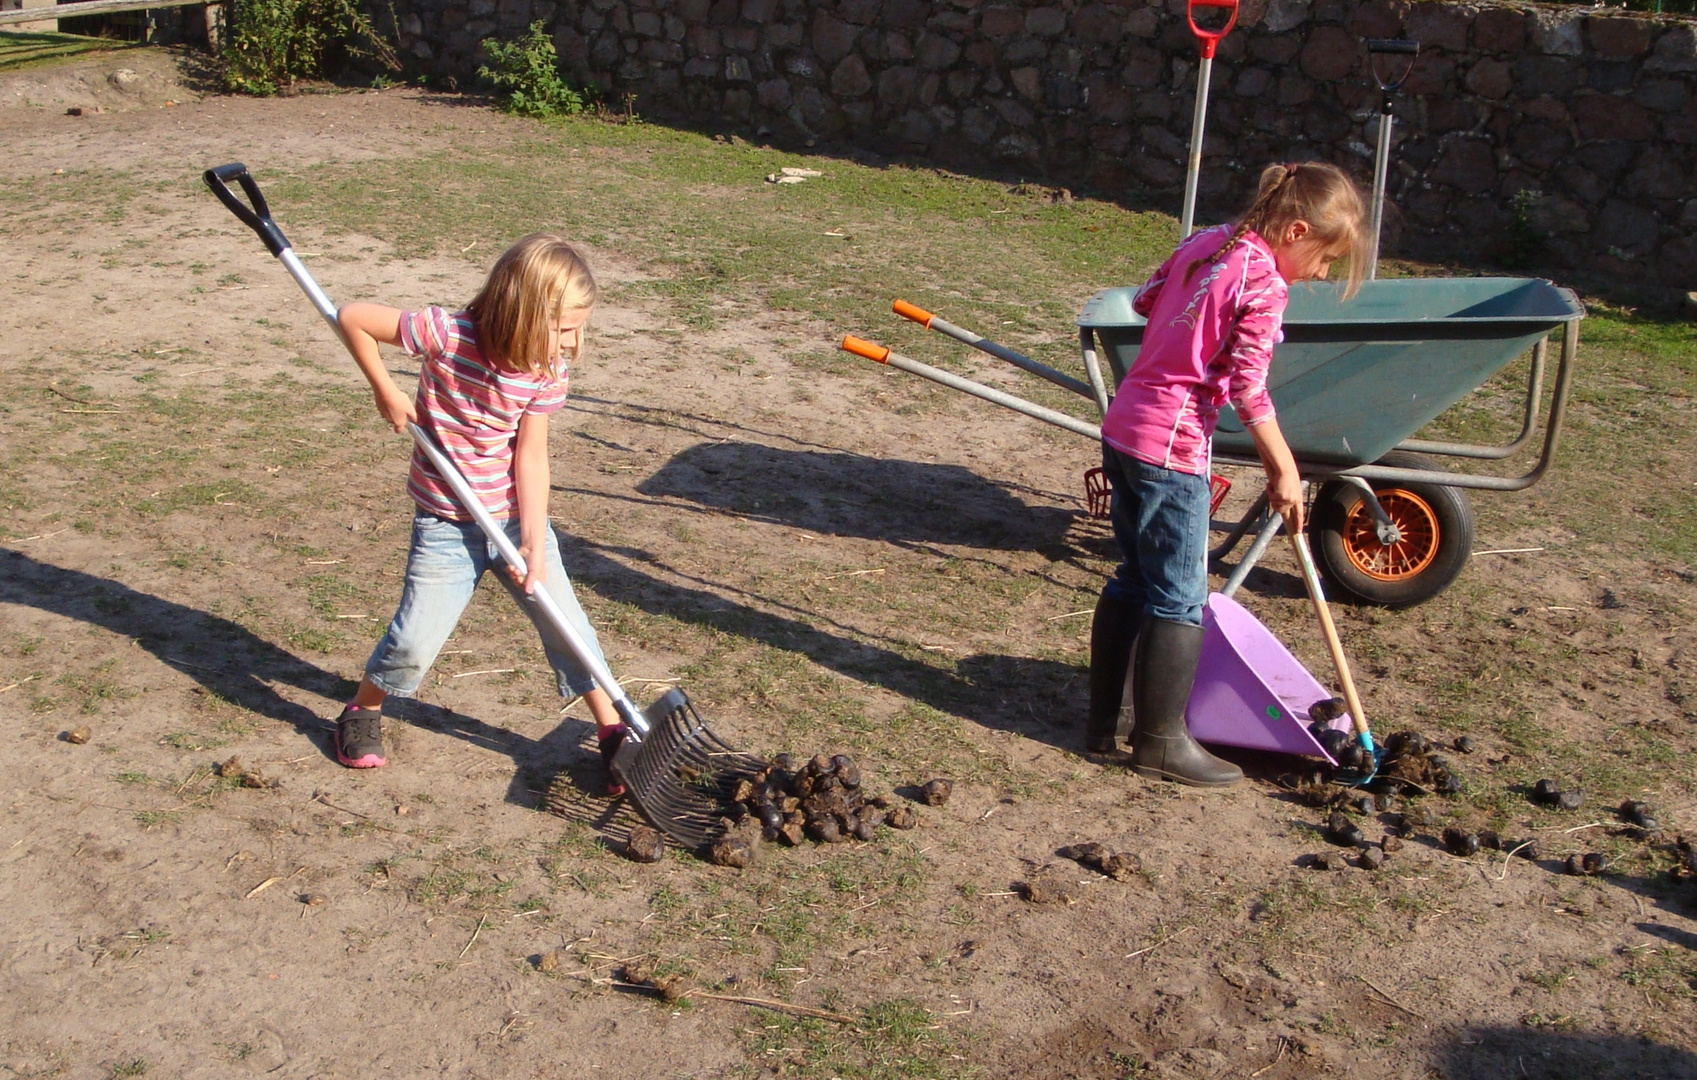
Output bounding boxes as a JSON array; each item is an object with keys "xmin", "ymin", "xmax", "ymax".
[
  {"xmin": 1437, "ymin": 1026, "xmax": 1697, "ymax": 1079},
  {"xmin": 636, "ymin": 440, "xmax": 1081, "ymax": 554}
]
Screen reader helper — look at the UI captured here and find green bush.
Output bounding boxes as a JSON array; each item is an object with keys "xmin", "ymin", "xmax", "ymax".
[
  {"xmin": 478, "ymin": 22, "xmax": 586, "ymax": 118},
  {"xmin": 224, "ymin": 0, "xmax": 397, "ymax": 95}
]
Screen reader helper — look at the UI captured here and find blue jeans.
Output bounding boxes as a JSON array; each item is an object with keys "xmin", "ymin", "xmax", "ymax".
[
  {"xmin": 364, "ymin": 514, "xmax": 607, "ymax": 699},
  {"xmin": 1100, "ymin": 445, "xmax": 1210, "ymax": 626}
]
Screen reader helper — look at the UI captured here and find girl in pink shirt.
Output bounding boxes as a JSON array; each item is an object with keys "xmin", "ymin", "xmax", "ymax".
[
  {"xmin": 1087, "ymin": 163, "xmax": 1368, "ymax": 788},
  {"xmin": 332, "ymin": 235, "xmax": 628, "ymax": 792}
]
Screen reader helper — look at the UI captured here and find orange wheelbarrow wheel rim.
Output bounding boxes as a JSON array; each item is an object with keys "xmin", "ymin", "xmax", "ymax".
[{"xmin": 1341, "ymin": 489, "xmax": 1441, "ymax": 582}]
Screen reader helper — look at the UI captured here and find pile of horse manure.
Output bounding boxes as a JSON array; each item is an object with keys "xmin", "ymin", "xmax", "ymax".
[
  {"xmin": 722, "ymin": 753, "xmax": 910, "ymax": 847},
  {"xmin": 1532, "ymin": 778, "xmax": 1584, "ymax": 810},
  {"xmin": 1056, "ymin": 842, "xmax": 1142, "ymax": 881},
  {"xmin": 624, "ymin": 824, "xmax": 666, "ymax": 863}
]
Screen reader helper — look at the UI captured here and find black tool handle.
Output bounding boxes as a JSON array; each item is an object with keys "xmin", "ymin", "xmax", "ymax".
[{"xmin": 203, "ymin": 163, "xmax": 292, "ymax": 257}]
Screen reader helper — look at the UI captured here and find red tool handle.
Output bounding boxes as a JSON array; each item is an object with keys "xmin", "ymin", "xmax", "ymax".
[{"xmin": 1186, "ymin": 0, "xmax": 1239, "ymax": 59}]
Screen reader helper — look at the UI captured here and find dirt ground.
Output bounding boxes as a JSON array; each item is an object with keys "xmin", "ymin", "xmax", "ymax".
[{"xmin": 3, "ymin": 50, "xmax": 1696, "ymax": 1080}]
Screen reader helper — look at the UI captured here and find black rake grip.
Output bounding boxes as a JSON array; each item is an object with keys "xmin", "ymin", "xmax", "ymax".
[{"xmin": 203, "ymin": 163, "xmax": 292, "ymax": 257}]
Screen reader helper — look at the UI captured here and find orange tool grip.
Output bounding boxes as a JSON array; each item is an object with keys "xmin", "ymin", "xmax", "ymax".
[
  {"xmin": 840, "ymin": 335, "xmax": 891, "ymax": 363},
  {"xmin": 891, "ymin": 299, "xmax": 935, "ymax": 327}
]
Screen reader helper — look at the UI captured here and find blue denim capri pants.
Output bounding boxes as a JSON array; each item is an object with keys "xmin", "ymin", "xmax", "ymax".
[
  {"xmin": 364, "ymin": 514, "xmax": 607, "ymax": 699},
  {"xmin": 1099, "ymin": 444, "xmax": 1211, "ymax": 626}
]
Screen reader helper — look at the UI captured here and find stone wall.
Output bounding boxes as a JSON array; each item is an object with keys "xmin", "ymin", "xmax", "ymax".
[{"xmin": 386, "ymin": 0, "xmax": 1697, "ymax": 289}]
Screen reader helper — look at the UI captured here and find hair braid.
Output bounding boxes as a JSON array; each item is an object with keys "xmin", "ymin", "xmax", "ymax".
[{"xmin": 1181, "ymin": 162, "xmax": 1368, "ymax": 298}]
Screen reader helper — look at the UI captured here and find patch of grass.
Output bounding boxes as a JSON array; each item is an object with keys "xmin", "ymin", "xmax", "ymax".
[{"xmin": 744, "ymin": 1000, "xmax": 974, "ymax": 1080}]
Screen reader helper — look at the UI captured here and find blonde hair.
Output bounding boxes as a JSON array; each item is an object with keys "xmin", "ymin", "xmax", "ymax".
[
  {"xmin": 466, "ymin": 234, "xmax": 598, "ymax": 376},
  {"xmin": 1191, "ymin": 162, "xmax": 1370, "ymax": 299}
]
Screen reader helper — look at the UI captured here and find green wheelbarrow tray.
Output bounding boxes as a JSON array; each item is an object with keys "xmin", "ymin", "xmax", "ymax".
[{"xmin": 1079, "ymin": 276, "xmax": 1585, "ymax": 472}]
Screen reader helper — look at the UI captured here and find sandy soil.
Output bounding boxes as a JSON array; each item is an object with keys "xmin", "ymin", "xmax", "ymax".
[{"xmin": 2, "ymin": 51, "xmax": 1695, "ymax": 1080}]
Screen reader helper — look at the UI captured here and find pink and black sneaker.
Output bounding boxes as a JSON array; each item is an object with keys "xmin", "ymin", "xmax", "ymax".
[
  {"xmin": 598, "ymin": 723, "xmax": 628, "ymax": 797},
  {"xmin": 335, "ymin": 705, "xmax": 387, "ymax": 769}
]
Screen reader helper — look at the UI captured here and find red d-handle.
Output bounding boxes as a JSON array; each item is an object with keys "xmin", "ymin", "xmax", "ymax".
[{"xmin": 1186, "ymin": 0, "xmax": 1239, "ymax": 59}]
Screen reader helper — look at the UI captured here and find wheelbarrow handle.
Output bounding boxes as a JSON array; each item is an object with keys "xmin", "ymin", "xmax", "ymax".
[
  {"xmin": 1186, "ymin": 0, "xmax": 1238, "ymax": 58},
  {"xmin": 203, "ymin": 163, "xmax": 292, "ymax": 258}
]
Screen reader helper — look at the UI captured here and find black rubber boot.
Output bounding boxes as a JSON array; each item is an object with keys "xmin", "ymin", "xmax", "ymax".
[
  {"xmin": 1085, "ymin": 588, "xmax": 1142, "ymax": 753},
  {"xmin": 1127, "ymin": 618, "xmax": 1243, "ymax": 788}
]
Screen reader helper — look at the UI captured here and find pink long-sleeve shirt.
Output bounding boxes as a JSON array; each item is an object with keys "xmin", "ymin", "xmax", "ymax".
[{"xmin": 1100, "ymin": 225, "xmax": 1286, "ymax": 477}]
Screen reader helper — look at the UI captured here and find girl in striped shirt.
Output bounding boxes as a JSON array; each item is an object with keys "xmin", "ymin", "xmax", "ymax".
[
  {"xmin": 333, "ymin": 235, "xmax": 628, "ymax": 791},
  {"xmin": 1087, "ymin": 162, "xmax": 1368, "ymax": 787}
]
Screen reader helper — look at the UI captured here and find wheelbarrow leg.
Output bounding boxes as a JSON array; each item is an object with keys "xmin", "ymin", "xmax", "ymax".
[{"xmin": 1218, "ymin": 510, "xmax": 1282, "ymax": 599}]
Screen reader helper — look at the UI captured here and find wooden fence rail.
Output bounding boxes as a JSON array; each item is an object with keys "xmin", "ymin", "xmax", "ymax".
[{"xmin": 0, "ymin": 0, "xmax": 213, "ymax": 28}]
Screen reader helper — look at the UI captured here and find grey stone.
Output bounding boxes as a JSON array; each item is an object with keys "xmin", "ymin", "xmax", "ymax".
[
  {"xmin": 918, "ymin": 71, "xmax": 940, "ymax": 107},
  {"xmin": 1555, "ymin": 163, "xmax": 1607, "ymax": 207},
  {"xmin": 830, "ymin": 54, "xmax": 871, "ymax": 96},
  {"xmin": 837, "ymin": 0, "xmax": 879, "ymax": 24},
  {"xmin": 884, "ymin": 0, "xmax": 927, "ymax": 30},
  {"xmin": 1514, "ymin": 56, "xmax": 1580, "ymax": 97},
  {"xmin": 1573, "ymin": 94, "xmax": 1655, "ymax": 142},
  {"xmin": 1277, "ymin": 73, "xmax": 1314, "ymax": 107},
  {"xmin": 994, "ymin": 97, "xmax": 1034, "ymax": 128},
  {"xmin": 1407, "ymin": 2, "xmax": 1468, "ymax": 51},
  {"xmin": 664, "ymin": 13, "xmax": 685, "ymax": 40},
  {"xmin": 1526, "ymin": 192, "xmax": 1590, "ymax": 234},
  {"xmin": 641, "ymin": 39, "xmax": 682, "ymax": 61},
  {"xmin": 723, "ymin": 24, "xmax": 757, "ymax": 49},
  {"xmin": 677, "ymin": 0, "xmax": 708, "ymax": 17},
  {"xmin": 1025, "ymin": 6, "xmax": 1065, "ymax": 37},
  {"xmin": 1660, "ymin": 236, "xmax": 1697, "ymax": 288},
  {"xmin": 1123, "ymin": 44, "xmax": 1164, "ymax": 88},
  {"xmin": 1235, "ymin": 66, "xmax": 1273, "ymax": 98},
  {"xmin": 709, "ymin": 0, "xmax": 736, "ymax": 24},
  {"xmin": 930, "ymin": 102, "xmax": 957, "ymax": 129},
  {"xmin": 1131, "ymin": 153, "xmax": 1183, "ymax": 187},
  {"xmin": 1587, "ymin": 60, "xmax": 1637, "ymax": 95},
  {"xmin": 811, "ymin": 11, "xmax": 857, "ymax": 64},
  {"xmin": 946, "ymin": 68, "xmax": 978, "ymax": 99},
  {"xmin": 1588, "ymin": 15, "xmax": 1654, "ymax": 59},
  {"xmin": 1431, "ymin": 137, "xmax": 1497, "ymax": 195},
  {"xmin": 1511, "ymin": 121, "xmax": 1573, "ymax": 170},
  {"xmin": 1140, "ymin": 123, "xmax": 1186, "ymax": 160},
  {"xmin": 1045, "ymin": 71, "xmax": 1082, "ymax": 109},
  {"xmin": 1625, "ymin": 146, "xmax": 1690, "ymax": 201},
  {"xmin": 1073, "ymin": 4, "xmax": 1123, "ymax": 45},
  {"xmin": 929, "ymin": 11, "xmax": 975, "ymax": 34},
  {"xmin": 784, "ymin": 52, "xmax": 819, "ymax": 79},
  {"xmin": 723, "ymin": 54, "xmax": 751, "ymax": 81},
  {"xmin": 685, "ymin": 24, "xmax": 717, "ymax": 53},
  {"xmin": 841, "ymin": 100, "xmax": 874, "ymax": 130},
  {"xmin": 1124, "ymin": 7, "xmax": 1157, "ymax": 38},
  {"xmin": 1299, "ymin": 25, "xmax": 1356, "ymax": 81},
  {"xmin": 1005, "ymin": 37, "xmax": 1046, "ymax": 64},
  {"xmin": 683, "ymin": 55, "xmax": 718, "ymax": 77},
  {"xmin": 994, "ymin": 132, "xmax": 1041, "ymax": 160},
  {"xmin": 1011, "ymin": 65, "xmax": 1041, "ymax": 100},
  {"xmin": 1532, "ymin": 11, "xmax": 1583, "ymax": 57},
  {"xmin": 1577, "ymin": 140, "xmax": 1637, "ymax": 181},
  {"xmin": 960, "ymin": 105, "xmax": 997, "ymax": 144},
  {"xmin": 1635, "ymin": 78, "xmax": 1689, "ymax": 114},
  {"xmin": 756, "ymin": 77, "xmax": 792, "ymax": 110},
  {"xmin": 878, "ymin": 66, "xmax": 919, "ymax": 109},
  {"xmin": 1597, "ymin": 199, "xmax": 1660, "ymax": 256},
  {"xmin": 723, "ymin": 87, "xmax": 752, "ymax": 118},
  {"xmin": 980, "ymin": 4, "xmax": 1024, "ymax": 38},
  {"xmin": 763, "ymin": 21, "xmax": 802, "ymax": 48},
  {"xmin": 1465, "ymin": 58, "xmax": 1513, "ymax": 100},
  {"xmin": 1262, "ymin": 0, "xmax": 1311, "ymax": 34},
  {"xmin": 741, "ymin": 0, "xmax": 777, "ymax": 22},
  {"xmin": 1473, "ymin": 8, "xmax": 1526, "ymax": 53},
  {"xmin": 890, "ymin": 109, "xmax": 936, "ymax": 144},
  {"xmin": 917, "ymin": 32, "xmax": 960, "ymax": 70},
  {"xmin": 880, "ymin": 29, "xmax": 913, "ymax": 60},
  {"xmin": 632, "ymin": 10, "xmax": 660, "ymax": 36},
  {"xmin": 1683, "ymin": 200, "xmax": 1697, "ymax": 228},
  {"xmin": 1646, "ymin": 25, "xmax": 1697, "ymax": 73}
]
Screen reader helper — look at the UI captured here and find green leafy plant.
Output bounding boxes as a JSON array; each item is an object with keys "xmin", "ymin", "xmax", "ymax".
[
  {"xmin": 224, "ymin": 0, "xmax": 398, "ymax": 96},
  {"xmin": 1501, "ymin": 189, "xmax": 1548, "ymax": 271},
  {"xmin": 478, "ymin": 22, "xmax": 586, "ymax": 118}
]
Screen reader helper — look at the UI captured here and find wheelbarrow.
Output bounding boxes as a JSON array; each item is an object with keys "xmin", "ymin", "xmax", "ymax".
[{"xmin": 843, "ymin": 275, "xmax": 1585, "ymax": 608}]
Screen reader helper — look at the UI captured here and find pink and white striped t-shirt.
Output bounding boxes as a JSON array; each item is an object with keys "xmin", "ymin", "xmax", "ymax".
[
  {"xmin": 1100, "ymin": 225, "xmax": 1286, "ymax": 477},
  {"xmin": 397, "ymin": 307, "xmax": 570, "ymax": 521}
]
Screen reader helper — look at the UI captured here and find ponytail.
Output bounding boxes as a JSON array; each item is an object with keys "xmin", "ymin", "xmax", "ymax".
[{"xmin": 1184, "ymin": 161, "xmax": 1369, "ymax": 298}]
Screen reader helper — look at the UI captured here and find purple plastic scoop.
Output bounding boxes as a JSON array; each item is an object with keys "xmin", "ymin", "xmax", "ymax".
[{"xmin": 1185, "ymin": 592, "xmax": 1353, "ymax": 763}]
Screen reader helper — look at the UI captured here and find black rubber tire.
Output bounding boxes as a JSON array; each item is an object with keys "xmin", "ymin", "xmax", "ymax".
[{"xmin": 1308, "ymin": 451, "xmax": 1474, "ymax": 608}]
